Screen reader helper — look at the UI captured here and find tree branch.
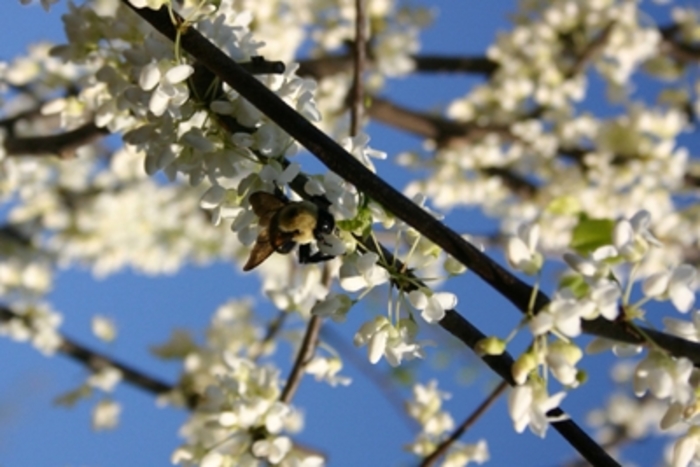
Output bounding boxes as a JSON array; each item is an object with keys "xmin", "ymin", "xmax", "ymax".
[
  {"xmin": 420, "ymin": 380, "xmax": 508, "ymax": 467},
  {"xmin": 4, "ymin": 122, "xmax": 109, "ymax": 159},
  {"xmin": 0, "ymin": 305, "xmax": 178, "ymax": 400}
]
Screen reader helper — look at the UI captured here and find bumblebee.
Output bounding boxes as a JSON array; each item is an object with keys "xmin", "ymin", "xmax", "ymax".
[{"xmin": 243, "ymin": 191, "xmax": 336, "ymax": 271}]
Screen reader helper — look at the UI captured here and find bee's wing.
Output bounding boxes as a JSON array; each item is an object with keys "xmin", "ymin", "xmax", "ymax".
[
  {"xmin": 243, "ymin": 228, "xmax": 275, "ymax": 271},
  {"xmin": 244, "ymin": 192, "xmax": 294, "ymax": 271},
  {"xmin": 249, "ymin": 192, "xmax": 287, "ymax": 226}
]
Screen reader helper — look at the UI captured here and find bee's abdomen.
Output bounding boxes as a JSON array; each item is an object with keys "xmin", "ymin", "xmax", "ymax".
[{"xmin": 277, "ymin": 204, "xmax": 318, "ymax": 244}]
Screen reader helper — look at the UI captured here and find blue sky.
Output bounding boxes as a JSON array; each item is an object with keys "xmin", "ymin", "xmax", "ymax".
[{"xmin": 0, "ymin": 1, "xmax": 680, "ymax": 467}]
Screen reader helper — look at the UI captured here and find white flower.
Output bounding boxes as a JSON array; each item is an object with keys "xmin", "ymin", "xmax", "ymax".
[
  {"xmin": 585, "ymin": 280, "xmax": 621, "ymax": 321},
  {"xmin": 87, "ymin": 367, "xmax": 122, "ymax": 392},
  {"xmin": 643, "ymin": 265, "xmax": 697, "ymax": 313},
  {"xmin": 664, "ymin": 311, "xmax": 700, "ymax": 342},
  {"xmin": 128, "ymin": 0, "xmax": 168, "ymax": 8},
  {"xmin": 251, "ymin": 436, "xmax": 292, "ymax": 464},
  {"xmin": 408, "ymin": 290, "xmax": 456, "ymax": 323},
  {"xmin": 341, "ymin": 133, "xmax": 387, "ymax": 173},
  {"xmin": 310, "ymin": 294, "xmax": 353, "ymax": 322},
  {"xmin": 405, "ymin": 380, "xmax": 453, "ymax": 435},
  {"xmin": 529, "ymin": 290, "xmax": 594, "ymax": 338},
  {"xmin": 634, "ymin": 351, "xmax": 693, "ymax": 404},
  {"xmin": 506, "ymin": 224, "xmax": 543, "ymax": 275},
  {"xmin": 139, "ymin": 61, "xmax": 194, "ymax": 117},
  {"xmin": 672, "ymin": 427, "xmax": 700, "ymax": 467},
  {"xmin": 92, "ymin": 315, "xmax": 117, "ymax": 342},
  {"xmin": 613, "ymin": 210, "xmax": 661, "ymax": 262},
  {"xmin": 92, "ymin": 399, "xmax": 121, "ymax": 431},
  {"xmin": 546, "ymin": 341, "xmax": 583, "ymax": 387},
  {"xmin": 508, "ymin": 380, "xmax": 567, "ymax": 437},
  {"xmin": 305, "ymin": 356, "xmax": 351, "ymax": 386},
  {"xmin": 442, "ymin": 440, "xmax": 489, "ymax": 467},
  {"xmin": 563, "ymin": 246, "xmax": 617, "ymax": 279},
  {"xmin": 353, "ymin": 317, "xmax": 426, "ymax": 366},
  {"xmin": 339, "ymin": 252, "xmax": 389, "ymax": 292}
]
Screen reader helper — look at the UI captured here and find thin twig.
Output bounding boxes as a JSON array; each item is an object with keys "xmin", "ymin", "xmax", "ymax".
[
  {"xmin": 349, "ymin": 0, "xmax": 367, "ymax": 136},
  {"xmin": 248, "ymin": 311, "xmax": 287, "ymax": 361},
  {"xmin": 279, "ymin": 264, "xmax": 333, "ymax": 404},
  {"xmin": 420, "ymin": 380, "xmax": 508, "ymax": 467},
  {"xmin": 280, "ymin": 315, "xmax": 323, "ymax": 404}
]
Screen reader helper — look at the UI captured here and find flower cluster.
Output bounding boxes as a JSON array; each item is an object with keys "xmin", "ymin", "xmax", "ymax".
[{"xmin": 405, "ymin": 380, "xmax": 489, "ymax": 466}]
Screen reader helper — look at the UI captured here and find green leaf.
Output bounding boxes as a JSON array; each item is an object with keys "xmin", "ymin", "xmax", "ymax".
[{"xmin": 570, "ymin": 217, "xmax": 614, "ymax": 255}]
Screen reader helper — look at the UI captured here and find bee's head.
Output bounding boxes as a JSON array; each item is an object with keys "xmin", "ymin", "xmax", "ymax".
[{"xmin": 314, "ymin": 209, "xmax": 335, "ymax": 238}]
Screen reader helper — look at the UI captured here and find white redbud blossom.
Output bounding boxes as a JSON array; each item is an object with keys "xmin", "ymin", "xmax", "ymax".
[
  {"xmin": 92, "ymin": 399, "xmax": 121, "ymax": 431},
  {"xmin": 199, "ymin": 185, "xmax": 227, "ymax": 209},
  {"xmin": 311, "ymin": 294, "xmax": 353, "ymax": 322},
  {"xmin": 339, "ymin": 252, "xmax": 389, "ymax": 292},
  {"xmin": 586, "ymin": 280, "xmax": 621, "ymax": 321},
  {"xmin": 613, "ymin": 210, "xmax": 661, "ymax": 262},
  {"xmin": 643, "ymin": 265, "xmax": 697, "ymax": 313},
  {"xmin": 512, "ymin": 351, "xmax": 538, "ymax": 385},
  {"xmin": 251, "ymin": 436, "xmax": 292, "ymax": 464},
  {"xmin": 406, "ymin": 380, "xmax": 451, "ymax": 426},
  {"xmin": 672, "ymin": 426, "xmax": 700, "ymax": 467},
  {"xmin": 305, "ymin": 356, "xmax": 351, "ymax": 386},
  {"xmin": 529, "ymin": 290, "xmax": 594, "ymax": 338},
  {"xmin": 92, "ymin": 315, "xmax": 117, "ymax": 342},
  {"xmin": 444, "ymin": 255, "xmax": 467, "ymax": 275},
  {"xmin": 506, "ymin": 224, "xmax": 543, "ymax": 275},
  {"xmin": 508, "ymin": 380, "xmax": 567, "ymax": 438},
  {"xmin": 128, "ymin": 0, "xmax": 168, "ymax": 9},
  {"xmin": 563, "ymin": 246, "xmax": 616, "ymax": 279},
  {"xmin": 408, "ymin": 290, "xmax": 457, "ymax": 323},
  {"xmin": 87, "ymin": 366, "xmax": 122, "ymax": 392},
  {"xmin": 664, "ymin": 311, "xmax": 700, "ymax": 342},
  {"xmin": 442, "ymin": 440, "xmax": 489, "ymax": 467},
  {"xmin": 341, "ymin": 133, "xmax": 387, "ymax": 173},
  {"xmin": 661, "ymin": 401, "xmax": 685, "ymax": 431},
  {"xmin": 353, "ymin": 317, "xmax": 426, "ymax": 366},
  {"xmin": 138, "ymin": 62, "xmax": 193, "ymax": 117},
  {"xmin": 546, "ymin": 341, "xmax": 583, "ymax": 387},
  {"xmin": 634, "ymin": 352, "xmax": 693, "ymax": 404}
]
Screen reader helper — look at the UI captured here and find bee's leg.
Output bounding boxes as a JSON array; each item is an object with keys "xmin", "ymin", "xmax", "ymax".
[
  {"xmin": 298, "ymin": 244, "xmax": 335, "ymax": 264},
  {"xmin": 272, "ymin": 184, "xmax": 287, "ymax": 201},
  {"xmin": 275, "ymin": 239, "xmax": 296, "ymax": 255}
]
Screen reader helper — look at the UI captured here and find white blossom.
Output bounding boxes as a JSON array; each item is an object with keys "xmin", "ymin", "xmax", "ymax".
[
  {"xmin": 506, "ymin": 224, "xmax": 543, "ymax": 275},
  {"xmin": 508, "ymin": 380, "xmax": 567, "ymax": 438},
  {"xmin": 643, "ymin": 265, "xmax": 697, "ymax": 313},
  {"xmin": 408, "ymin": 289, "xmax": 456, "ymax": 324},
  {"xmin": 339, "ymin": 252, "xmax": 389, "ymax": 292},
  {"xmin": 353, "ymin": 317, "xmax": 426, "ymax": 366}
]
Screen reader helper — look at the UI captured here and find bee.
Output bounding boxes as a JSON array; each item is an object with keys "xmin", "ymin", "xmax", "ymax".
[{"xmin": 243, "ymin": 190, "xmax": 336, "ymax": 271}]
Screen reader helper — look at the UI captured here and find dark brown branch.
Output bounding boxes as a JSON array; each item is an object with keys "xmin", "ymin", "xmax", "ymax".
[
  {"xmin": 412, "ymin": 55, "xmax": 497, "ymax": 75},
  {"xmin": 659, "ymin": 24, "xmax": 700, "ymax": 63},
  {"xmin": 4, "ymin": 122, "xmax": 109, "ymax": 159},
  {"xmin": 367, "ymin": 96, "xmax": 513, "ymax": 147},
  {"xmin": 0, "ymin": 305, "xmax": 177, "ymax": 399},
  {"xmin": 297, "ymin": 54, "xmax": 497, "ymax": 81}
]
